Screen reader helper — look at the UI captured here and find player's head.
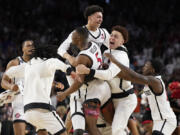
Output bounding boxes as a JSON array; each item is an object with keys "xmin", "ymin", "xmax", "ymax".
[
  {"xmin": 22, "ymin": 40, "xmax": 35, "ymax": 56},
  {"xmin": 84, "ymin": 5, "xmax": 103, "ymax": 28},
  {"xmin": 109, "ymin": 25, "xmax": 129, "ymax": 49},
  {"xmin": 32, "ymin": 44, "xmax": 58, "ymax": 60},
  {"xmin": 142, "ymin": 59, "xmax": 163, "ymax": 75},
  {"xmin": 72, "ymin": 27, "xmax": 89, "ymax": 50}
]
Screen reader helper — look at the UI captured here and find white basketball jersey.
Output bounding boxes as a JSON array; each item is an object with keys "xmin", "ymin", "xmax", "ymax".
[
  {"xmin": 106, "ymin": 47, "xmax": 133, "ymax": 94},
  {"xmin": 79, "ymin": 42, "xmax": 102, "ymax": 70},
  {"xmin": 12, "ymin": 56, "xmax": 25, "ymax": 108},
  {"xmin": 143, "ymin": 76, "xmax": 176, "ymax": 120},
  {"xmin": 84, "ymin": 26, "xmax": 109, "ymax": 48},
  {"xmin": 78, "ymin": 42, "xmax": 102, "ymax": 92},
  {"xmin": 15, "ymin": 56, "xmax": 25, "ymax": 93}
]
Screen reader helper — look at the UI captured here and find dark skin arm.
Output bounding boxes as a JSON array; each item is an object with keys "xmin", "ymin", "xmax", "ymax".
[
  {"xmin": 105, "ymin": 53, "xmax": 162, "ymax": 94},
  {"xmin": 57, "ymin": 55, "xmax": 92, "ymax": 101},
  {"xmin": 1, "ymin": 59, "xmax": 19, "ymax": 91}
]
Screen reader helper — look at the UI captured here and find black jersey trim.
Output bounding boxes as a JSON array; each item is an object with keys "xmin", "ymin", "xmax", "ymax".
[
  {"xmin": 79, "ymin": 54, "xmax": 93, "ymax": 68},
  {"xmin": 149, "ymin": 78, "xmax": 164, "ymax": 96},
  {"xmin": 154, "ymin": 96, "xmax": 163, "ymax": 120},
  {"xmin": 160, "ymin": 119, "xmax": 166, "ymax": 132},
  {"xmin": 115, "ymin": 46, "xmax": 128, "ymax": 53},
  {"xmin": 84, "ymin": 26, "xmax": 101, "ymax": 39}
]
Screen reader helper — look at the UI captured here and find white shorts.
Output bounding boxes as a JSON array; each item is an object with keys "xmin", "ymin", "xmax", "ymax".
[
  {"xmin": 153, "ymin": 118, "xmax": 177, "ymax": 135},
  {"xmin": 12, "ymin": 94, "xmax": 25, "ymax": 122},
  {"xmin": 112, "ymin": 94, "xmax": 137, "ymax": 135},
  {"xmin": 85, "ymin": 80, "xmax": 111, "ymax": 106},
  {"xmin": 70, "ymin": 96, "xmax": 85, "ymax": 130},
  {"xmin": 25, "ymin": 109, "xmax": 66, "ymax": 134}
]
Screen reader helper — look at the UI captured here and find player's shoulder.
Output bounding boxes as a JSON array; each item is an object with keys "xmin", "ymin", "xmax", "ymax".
[
  {"xmin": 6, "ymin": 58, "xmax": 20, "ymax": 70},
  {"xmin": 100, "ymin": 28, "xmax": 109, "ymax": 34}
]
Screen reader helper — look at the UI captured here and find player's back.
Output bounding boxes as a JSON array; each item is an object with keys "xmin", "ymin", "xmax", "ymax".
[{"xmin": 23, "ymin": 58, "xmax": 55, "ymax": 105}]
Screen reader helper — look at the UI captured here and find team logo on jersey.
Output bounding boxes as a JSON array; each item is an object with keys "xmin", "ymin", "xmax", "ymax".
[
  {"xmin": 15, "ymin": 113, "xmax": 21, "ymax": 118},
  {"xmin": 101, "ymin": 34, "xmax": 105, "ymax": 39},
  {"xmin": 144, "ymin": 90, "xmax": 152, "ymax": 96}
]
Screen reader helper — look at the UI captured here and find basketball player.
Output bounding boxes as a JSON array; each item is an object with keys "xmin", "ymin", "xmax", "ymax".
[
  {"xmin": 4, "ymin": 44, "xmax": 70, "ymax": 135},
  {"xmin": 76, "ymin": 25, "xmax": 137, "ymax": 135},
  {"xmin": 57, "ymin": 27, "xmax": 111, "ymax": 135},
  {"xmin": 57, "ymin": 5, "xmax": 112, "ymax": 135},
  {"xmin": 104, "ymin": 53, "xmax": 177, "ymax": 135},
  {"xmin": 58, "ymin": 5, "xmax": 110, "ymax": 61},
  {"xmin": 1, "ymin": 40, "xmax": 34, "ymax": 135}
]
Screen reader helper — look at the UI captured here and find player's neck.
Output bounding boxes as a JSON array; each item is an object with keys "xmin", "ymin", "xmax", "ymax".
[
  {"xmin": 22, "ymin": 55, "xmax": 31, "ymax": 62},
  {"xmin": 86, "ymin": 24, "xmax": 97, "ymax": 31}
]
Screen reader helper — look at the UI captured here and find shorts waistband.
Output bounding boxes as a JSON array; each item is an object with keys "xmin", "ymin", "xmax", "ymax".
[
  {"xmin": 24, "ymin": 102, "xmax": 56, "ymax": 113},
  {"xmin": 112, "ymin": 88, "xmax": 134, "ymax": 99}
]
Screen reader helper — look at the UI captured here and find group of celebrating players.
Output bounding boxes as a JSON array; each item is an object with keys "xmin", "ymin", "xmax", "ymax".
[{"xmin": 0, "ymin": 5, "xmax": 177, "ymax": 135}]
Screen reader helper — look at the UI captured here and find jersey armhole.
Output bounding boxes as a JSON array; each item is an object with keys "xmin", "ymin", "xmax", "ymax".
[
  {"xmin": 79, "ymin": 54, "xmax": 93, "ymax": 68},
  {"xmin": 149, "ymin": 78, "xmax": 164, "ymax": 96}
]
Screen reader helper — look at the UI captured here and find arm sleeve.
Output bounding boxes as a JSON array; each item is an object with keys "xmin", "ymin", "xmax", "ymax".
[
  {"xmin": 94, "ymin": 51, "xmax": 129, "ymax": 80},
  {"xmin": 5, "ymin": 64, "xmax": 25, "ymax": 79},
  {"xmin": 102, "ymin": 28, "xmax": 110, "ymax": 48},
  {"xmin": 57, "ymin": 32, "xmax": 73, "ymax": 57},
  {"xmin": 46, "ymin": 58, "xmax": 70, "ymax": 73}
]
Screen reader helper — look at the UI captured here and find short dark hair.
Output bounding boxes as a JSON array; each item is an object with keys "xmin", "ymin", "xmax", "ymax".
[
  {"xmin": 112, "ymin": 25, "xmax": 129, "ymax": 43},
  {"xmin": 84, "ymin": 5, "xmax": 103, "ymax": 19},
  {"xmin": 75, "ymin": 27, "xmax": 89, "ymax": 40},
  {"xmin": 150, "ymin": 59, "xmax": 164, "ymax": 74},
  {"xmin": 22, "ymin": 39, "xmax": 34, "ymax": 48}
]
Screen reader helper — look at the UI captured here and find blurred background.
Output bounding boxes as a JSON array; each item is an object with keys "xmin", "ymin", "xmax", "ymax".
[{"xmin": 0, "ymin": 0, "xmax": 179, "ymax": 134}]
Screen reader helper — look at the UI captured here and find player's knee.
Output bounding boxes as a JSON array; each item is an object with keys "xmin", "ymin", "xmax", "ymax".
[
  {"xmin": 152, "ymin": 130, "xmax": 164, "ymax": 135},
  {"xmin": 73, "ymin": 129, "xmax": 84, "ymax": 135},
  {"xmin": 83, "ymin": 98, "xmax": 100, "ymax": 119}
]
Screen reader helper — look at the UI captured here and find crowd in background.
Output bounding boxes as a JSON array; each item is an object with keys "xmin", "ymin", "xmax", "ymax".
[{"xmin": 0, "ymin": 0, "xmax": 180, "ymax": 134}]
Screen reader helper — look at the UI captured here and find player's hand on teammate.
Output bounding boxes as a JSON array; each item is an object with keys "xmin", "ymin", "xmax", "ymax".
[
  {"xmin": 70, "ymin": 71, "xmax": 83, "ymax": 83},
  {"xmin": 54, "ymin": 81, "xmax": 64, "ymax": 90},
  {"xmin": 10, "ymin": 84, "xmax": 19, "ymax": 91},
  {"xmin": 104, "ymin": 53, "xmax": 117, "ymax": 64},
  {"xmin": 57, "ymin": 91, "xmax": 67, "ymax": 102},
  {"xmin": 76, "ymin": 64, "xmax": 90, "ymax": 75}
]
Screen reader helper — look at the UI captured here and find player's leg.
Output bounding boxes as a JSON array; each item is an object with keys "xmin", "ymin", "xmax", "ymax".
[
  {"xmin": 37, "ymin": 129, "xmax": 49, "ymax": 135},
  {"xmin": 101, "ymin": 98, "xmax": 114, "ymax": 125},
  {"xmin": 112, "ymin": 94, "xmax": 137, "ymax": 135},
  {"xmin": 13, "ymin": 121, "xmax": 26, "ymax": 135},
  {"xmin": 70, "ymin": 96, "xmax": 85, "ymax": 135},
  {"xmin": 12, "ymin": 94, "xmax": 26, "ymax": 135},
  {"xmin": 127, "ymin": 117, "xmax": 140, "ymax": 135},
  {"xmin": 83, "ymin": 99, "xmax": 101, "ymax": 135},
  {"xmin": 65, "ymin": 110, "xmax": 73, "ymax": 134},
  {"xmin": 153, "ymin": 118, "xmax": 177, "ymax": 135}
]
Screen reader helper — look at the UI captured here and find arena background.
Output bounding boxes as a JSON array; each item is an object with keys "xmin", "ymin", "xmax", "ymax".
[{"xmin": 0, "ymin": 0, "xmax": 179, "ymax": 134}]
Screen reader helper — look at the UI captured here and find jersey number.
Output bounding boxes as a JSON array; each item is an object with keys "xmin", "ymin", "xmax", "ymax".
[{"xmin": 95, "ymin": 52, "xmax": 102, "ymax": 63}]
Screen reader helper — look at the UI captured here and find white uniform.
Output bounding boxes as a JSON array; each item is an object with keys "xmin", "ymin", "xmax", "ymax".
[
  {"xmin": 94, "ymin": 46, "xmax": 137, "ymax": 135},
  {"xmin": 58, "ymin": 27, "xmax": 111, "ymax": 134},
  {"xmin": 12, "ymin": 56, "xmax": 25, "ymax": 123},
  {"xmin": 68, "ymin": 42, "xmax": 111, "ymax": 131},
  {"xmin": 6, "ymin": 58, "xmax": 70, "ymax": 134},
  {"xmin": 57, "ymin": 26, "xmax": 110, "ymax": 57},
  {"xmin": 143, "ymin": 76, "xmax": 177, "ymax": 135}
]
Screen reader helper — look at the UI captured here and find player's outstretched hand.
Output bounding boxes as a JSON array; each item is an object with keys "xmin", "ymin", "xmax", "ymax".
[
  {"xmin": 57, "ymin": 91, "xmax": 67, "ymax": 102},
  {"xmin": 76, "ymin": 64, "xmax": 90, "ymax": 75},
  {"xmin": 104, "ymin": 53, "xmax": 117, "ymax": 64}
]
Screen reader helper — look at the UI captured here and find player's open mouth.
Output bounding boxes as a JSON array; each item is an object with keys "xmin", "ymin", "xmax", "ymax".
[{"xmin": 110, "ymin": 41, "xmax": 114, "ymax": 45}]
